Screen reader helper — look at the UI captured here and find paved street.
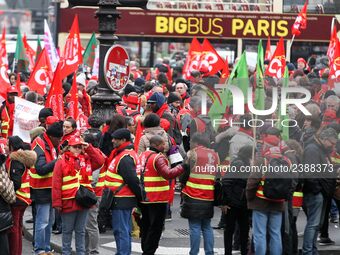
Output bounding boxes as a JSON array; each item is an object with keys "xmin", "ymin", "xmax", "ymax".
[{"xmin": 22, "ymin": 194, "xmax": 340, "ymax": 255}]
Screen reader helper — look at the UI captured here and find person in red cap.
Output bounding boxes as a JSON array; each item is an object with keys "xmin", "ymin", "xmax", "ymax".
[
  {"xmin": 0, "ymin": 86, "xmax": 19, "ymax": 138},
  {"xmin": 52, "ymin": 135, "xmax": 105, "ymax": 255},
  {"xmin": 297, "ymin": 58, "xmax": 307, "ymax": 71}
]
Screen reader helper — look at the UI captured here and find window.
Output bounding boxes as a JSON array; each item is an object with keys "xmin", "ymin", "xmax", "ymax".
[{"xmin": 283, "ymin": 0, "xmax": 339, "ymax": 14}]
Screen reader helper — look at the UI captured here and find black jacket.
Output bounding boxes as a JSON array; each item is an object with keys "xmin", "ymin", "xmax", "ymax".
[
  {"xmin": 302, "ymin": 137, "xmax": 336, "ymax": 198},
  {"xmin": 31, "ymin": 135, "xmax": 58, "ymax": 204},
  {"xmin": 222, "ymin": 157, "xmax": 250, "ymax": 209},
  {"xmin": 114, "ymin": 144, "xmax": 144, "ymax": 209},
  {"xmin": 99, "ymin": 132, "xmax": 114, "ymax": 157},
  {"xmin": 180, "ymin": 194, "xmax": 214, "ymax": 219}
]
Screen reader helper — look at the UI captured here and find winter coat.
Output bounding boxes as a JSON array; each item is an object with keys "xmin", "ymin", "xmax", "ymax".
[
  {"xmin": 138, "ymin": 127, "xmax": 170, "ymax": 155},
  {"xmin": 99, "ymin": 132, "xmax": 114, "ymax": 157},
  {"xmin": 31, "ymin": 135, "xmax": 58, "ymax": 204},
  {"xmin": 0, "ymin": 167, "xmax": 12, "ymax": 232},
  {"xmin": 180, "ymin": 194, "xmax": 214, "ymax": 220},
  {"xmin": 8, "ymin": 150, "xmax": 37, "ymax": 206},
  {"xmin": 302, "ymin": 137, "xmax": 336, "ymax": 198},
  {"xmin": 222, "ymin": 158, "xmax": 249, "ymax": 209},
  {"xmin": 229, "ymin": 131, "xmax": 255, "ymax": 161},
  {"xmin": 246, "ymin": 171, "xmax": 285, "ymax": 212},
  {"xmin": 111, "ymin": 144, "xmax": 145, "ymax": 209},
  {"xmin": 52, "ymin": 145, "xmax": 105, "ymax": 213}
]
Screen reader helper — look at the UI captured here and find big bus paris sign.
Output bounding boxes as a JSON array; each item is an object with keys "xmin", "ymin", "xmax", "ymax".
[{"xmin": 104, "ymin": 45, "xmax": 130, "ymax": 91}]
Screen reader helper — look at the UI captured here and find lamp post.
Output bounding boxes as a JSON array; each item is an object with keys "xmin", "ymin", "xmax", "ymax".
[{"xmin": 68, "ymin": 0, "xmax": 147, "ymax": 120}]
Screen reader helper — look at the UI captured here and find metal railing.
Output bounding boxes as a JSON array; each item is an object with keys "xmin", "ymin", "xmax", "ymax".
[{"xmin": 147, "ymin": 0, "xmax": 273, "ymax": 12}]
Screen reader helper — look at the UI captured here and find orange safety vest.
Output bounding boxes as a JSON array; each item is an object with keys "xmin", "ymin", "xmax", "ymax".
[
  {"xmin": 138, "ymin": 151, "xmax": 170, "ymax": 203},
  {"xmin": 182, "ymin": 146, "xmax": 219, "ymax": 201},
  {"xmin": 7, "ymin": 159, "xmax": 31, "ymax": 205},
  {"xmin": 256, "ymin": 180, "xmax": 285, "ymax": 202},
  {"xmin": 105, "ymin": 149, "xmax": 139, "ymax": 198},
  {"xmin": 30, "ymin": 136, "xmax": 55, "ymax": 189},
  {"xmin": 0, "ymin": 106, "xmax": 10, "ymax": 138},
  {"xmin": 61, "ymin": 156, "xmax": 93, "ymax": 200}
]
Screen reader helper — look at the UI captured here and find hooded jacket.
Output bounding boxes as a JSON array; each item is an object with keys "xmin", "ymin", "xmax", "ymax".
[
  {"xmin": 8, "ymin": 150, "xmax": 37, "ymax": 206},
  {"xmin": 138, "ymin": 126, "xmax": 170, "ymax": 155}
]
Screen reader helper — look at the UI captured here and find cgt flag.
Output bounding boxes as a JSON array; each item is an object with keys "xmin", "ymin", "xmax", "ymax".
[
  {"xmin": 291, "ymin": 0, "xmax": 308, "ymax": 36},
  {"xmin": 265, "ymin": 37, "xmax": 286, "ymax": 79},
  {"xmin": 23, "ymin": 34, "xmax": 36, "ymax": 72},
  {"xmin": 46, "ymin": 62, "xmax": 64, "ymax": 120},
  {"xmin": 60, "ymin": 15, "xmax": 83, "ymax": 79},
  {"xmin": 182, "ymin": 37, "xmax": 202, "ymax": 79},
  {"xmin": 27, "ymin": 48, "xmax": 53, "ymax": 95},
  {"xmin": 199, "ymin": 38, "xmax": 225, "ymax": 77},
  {"xmin": 67, "ymin": 73, "xmax": 79, "ymax": 120}
]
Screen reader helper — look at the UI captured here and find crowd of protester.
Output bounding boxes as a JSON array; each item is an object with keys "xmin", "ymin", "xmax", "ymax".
[{"xmin": 0, "ymin": 52, "xmax": 339, "ymax": 255}]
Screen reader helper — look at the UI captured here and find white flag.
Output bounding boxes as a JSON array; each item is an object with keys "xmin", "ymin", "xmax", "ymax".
[
  {"xmin": 44, "ymin": 20, "xmax": 59, "ymax": 71},
  {"xmin": 92, "ymin": 45, "xmax": 99, "ymax": 78}
]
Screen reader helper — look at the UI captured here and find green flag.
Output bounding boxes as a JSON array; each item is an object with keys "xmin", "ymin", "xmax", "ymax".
[
  {"xmin": 279, "ymin": 67, "xmax": 290, "ymax": 141},
  {"xmin": 36, "ymin": 35, "xmax": 42, "ymax": 62},
  {"xmin": 208, "ymin": 51, "xmax": 249, "ymax": 127},
  {"xmin": 254, "ymin": 40, "xmax": 266, "ymax": 111},
  {"xmin": 83, "ymin": 33, "xmax": 98, "ymax": 69},
  {"xmin": 14, "ymin": 29, "xmax": 29, "ymax": 72}
]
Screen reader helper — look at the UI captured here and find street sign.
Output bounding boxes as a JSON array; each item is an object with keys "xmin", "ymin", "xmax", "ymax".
[{"xmin": 103, "ymin": 45, "xmax": 130, "ymax": 91}]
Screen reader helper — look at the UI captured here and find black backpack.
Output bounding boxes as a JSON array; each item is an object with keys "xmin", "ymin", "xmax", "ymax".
[{"xmin": 262, "ymin": 154, "xmax": 293, "ymax": 201}]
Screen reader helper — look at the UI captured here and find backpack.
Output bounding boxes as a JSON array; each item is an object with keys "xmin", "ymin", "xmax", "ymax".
[{"xmin": 262, "ymin": 153, "xmax": 293, "ymax": 201}]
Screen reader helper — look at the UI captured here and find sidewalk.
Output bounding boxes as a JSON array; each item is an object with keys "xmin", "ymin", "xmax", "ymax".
[{"xmin": 23, "ymin": 195, "xmax": 340, "ymax": 255}]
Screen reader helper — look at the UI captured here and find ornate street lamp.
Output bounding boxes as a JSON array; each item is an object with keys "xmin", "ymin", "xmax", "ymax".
[{"xmin": 68, "ymin": 0, "xmax": 148, "ymax": 120}]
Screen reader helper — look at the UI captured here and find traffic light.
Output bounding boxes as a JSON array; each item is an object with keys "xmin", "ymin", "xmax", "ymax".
[{"xmin": 68, "ymin": 0, "xmax": 148, "ymax": 8}]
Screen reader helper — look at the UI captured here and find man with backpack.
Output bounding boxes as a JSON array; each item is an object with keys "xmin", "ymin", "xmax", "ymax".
[
  {"xmin": 302, "ymin": 127, "xmax": 337, "ymax": 254},
  {"xmin": 246, "ymin": 134, "xmax": 292, "ymax": 255}
]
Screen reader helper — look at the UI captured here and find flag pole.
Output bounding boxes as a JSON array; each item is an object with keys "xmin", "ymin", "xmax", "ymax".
[
  {"xmin": 12, "ymin": 58, "xmax": 16, "ymax": 73},
  {"xmin": 287, "ymin": 35, "xmax": 296, "ymax": 61}
]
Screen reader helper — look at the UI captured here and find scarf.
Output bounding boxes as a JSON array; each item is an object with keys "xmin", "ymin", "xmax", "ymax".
[
  {"xmin": 107, "ymin": 141, "xmax": 132, "ymax": 165},
  {"xmin": 43, "ymin": 132, "xmax": 57, "ymax": 159},
  {"xmin": 63, "ymin": 151, "xmax": 89, "ymax": 182},
  {"xmin": 156, "ymin": 104, "xmax": 169, "ymax": 118}
]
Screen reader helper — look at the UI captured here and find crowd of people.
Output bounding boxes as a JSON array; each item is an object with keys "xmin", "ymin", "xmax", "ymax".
[{"xmin": 0, "ymin": 52, "xmax": 339, "ymax": 255}]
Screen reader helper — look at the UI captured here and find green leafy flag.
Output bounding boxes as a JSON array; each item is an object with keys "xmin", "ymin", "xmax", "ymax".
[
  {"xmin": 14, "ymin": 29, "xmax": 29, "ymax": 72},
  {"xmin": 208, "ymin": 51, "xmax": 249, "ymax": 128},
  {"xmin": 35, "ymin": 35, "xmax": 42, "ymax": 62},
  {"xmin": 254, "ymin": 40, "xmax": 266, "ymax": 111},
  {"xmin": 83, "ymin": 32, "xmax": 98, "ymax": 69},
  {"xmin": 279, "ymin": 67, "xmax": 290, "ymax": 141}
]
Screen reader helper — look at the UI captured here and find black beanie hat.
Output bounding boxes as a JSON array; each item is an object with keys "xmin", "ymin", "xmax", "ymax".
[
  {"xmin": 8, "ymin": 136, "xmax": 24, "ymax": 151},
  {"xmin": 167, "ymin": 92, "xmax": 182, "ymax": 104},
  {"xmin": 111, "ymin": 128, "xmax": 131, "ymax": 141},
  {"xmin": 38, "ymin": 108, "xmax": 53, "ymax": 119},
  {"xmin": 124, "ymin": 84, "xmax": 136, "ymax": 96},
  {"xmin": 46, "ymin": 121, "xmax": 64, "ymax": 138}
]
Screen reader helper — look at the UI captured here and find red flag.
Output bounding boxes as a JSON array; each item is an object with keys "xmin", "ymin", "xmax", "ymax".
[
  {"xmin": 0, "ymin": 27, "xmax": 10, "ymax": 101},
  {"xmin": 327, "ymin": 24, "xmax": 338, "ymax": 65},
  {"xmin": 199, "ymin": 39, "xmax": 225, "ymax": 77},
  {"xmin": 291, "ymin": 0, "xmax": 308, "ymax": 36},
  {"xmin": 16, "ymin": 73, "xmax": 22, "ymax": 97},
  {"xmin": 67, "ymin": 73, "xmax": 79, "ymax": 120},
  {"xmin": 23, "ymin": 34, "xmax": 36, "ymax": 72},
  {"xmin": 265, "ymin": 36, "xmax": 272, "ymax": 61},
  {"xmin": 0, "ymin": 27, "xmax": 8, "ymax": 68},
  {"xmin": 26, "ymin": 48, "xmax": 53, "ymax": 95},
  {"xmin": 329, "ymin": 39, "xmax": 340, "ymax": 86},
  {"xmin": 182, "ymin": 37, "xmax": 203, "ymax": 79},
  {"xmin": 60, "ymin": 15, "xmax": 82, "ymax": 79},
  {"xmin": 46, "ymin": 63, "xmax": 64, "ymax": 120},
  {"xmin": 265, "ymin": 38, "xmax": 286, "ymax": 79},
  {"xmin": 219, "ymin": 57, "xmax": 230, "ymax": 84}
]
